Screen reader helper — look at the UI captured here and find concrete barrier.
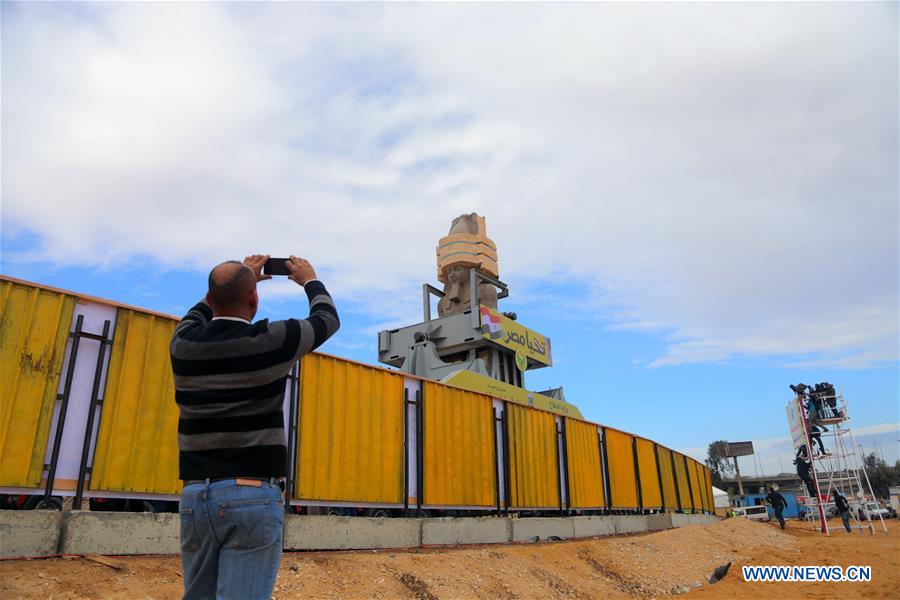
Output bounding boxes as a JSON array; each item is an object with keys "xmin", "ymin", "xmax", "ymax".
[
  {"xmin": 0, "ymin": 510, "xmax": 719, "ymax": 556},
  {"xmin": 613, "ymin": 515, "xmax": 649, "ymax": 535},
  {"xmin": 645, "ymin": 513, "xmax": 672, "ymax": 531},
  {"xmin": 571, "ymin": 516, "xmax": 616, "ymax": 539},
  {"xmin": 510, "ymin": 517, "xmax": 576, "ymax": 542},
  {"xmin": 283, "ymin": 515, "xmax": 420, "ymax": 550},
  {"xmin": 671, "ymin": 513, "xmax": 717, "ymax": 527},
  {"xmin": 0, "ymin": 510, "xmax": 64, "ymax": 558},
  {"xmin": 62, "ymin": 511, "xmax": 181, "ymax": 555},
  {"xmin": 421, "ymin": 517, "xmax": 510, "ymax": 546}
]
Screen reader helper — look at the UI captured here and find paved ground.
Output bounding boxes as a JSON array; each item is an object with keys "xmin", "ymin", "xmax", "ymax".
[{"xmin": 1, "ymin": 517, "xmax": 896, "ymax": 598}]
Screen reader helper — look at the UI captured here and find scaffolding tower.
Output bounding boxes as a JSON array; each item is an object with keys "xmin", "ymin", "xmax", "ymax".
[{"xmin": 786, "ymin": 388, "xmax": 887, "ymax": 536}]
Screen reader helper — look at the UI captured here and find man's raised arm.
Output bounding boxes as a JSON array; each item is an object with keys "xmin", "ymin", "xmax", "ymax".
[{"xmin": 285, "ymin": 256, "xmax": 340, "ymax": 355}]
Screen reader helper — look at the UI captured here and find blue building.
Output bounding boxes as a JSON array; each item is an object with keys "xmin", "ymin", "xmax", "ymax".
[{"xmin": 740, "ymin": 491, "xmax": 802, "ymax": 518}]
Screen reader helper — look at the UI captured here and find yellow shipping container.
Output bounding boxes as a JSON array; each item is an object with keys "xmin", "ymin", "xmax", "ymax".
[
  {"xmin": 507, "ymin": 403, "xmax": 559, "ymax": 509},
  {"xmin": 673, "ymin": 452, "xmax": 693, "ymax": 511},
  {"xmin": 90, "ymin": 310, "xmax": 180, "ymax": 494},
  {"xmin": 296, "ymin": 354, "xmax": 404, "ymax": 504},
  {"xmin": 656, "ymin": 445, "xmax": 678, "ymax": 510},
  {"xmin": 605, "ymin": 428, "xmax": 638, "ymax": 509},
  {"xmin": 564, "ymin": 418, "xmax": 604, "ymax": 508},
  {"xmin": 423, "ymin": 382, "xmax": 496, "ymax": 507},
  {"xmin": 0, "ymin": 281, "xmax": 75, "ymax": 487},
  {"xmin": 635, "ymin": 438, "xmax": 662, "ymax": 509},
  {"xmin": 688, "ymin": 459, "xmax": 704, "ymax": 514}
]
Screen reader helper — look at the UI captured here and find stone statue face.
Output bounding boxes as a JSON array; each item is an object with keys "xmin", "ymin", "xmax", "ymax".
[{"xmin": 445, "ymin": 265, "xmax": 467, "ymax": 285}]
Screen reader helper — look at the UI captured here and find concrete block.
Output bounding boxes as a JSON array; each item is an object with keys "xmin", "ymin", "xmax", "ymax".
[
  {"xmin": 0, "ymin": 510, "xmax": 63, "ymax": 558},
  {"xmin": 613, "ymin": 515, "xmax": 649, "ymax": 535},
  {"xmin": 645, "ymin": 513, "xmax": 672, "ymax": 531},
  {"xmin": 671, "ymin": 513, "xmax": 717, "ymax": 528},
  {"xmin": 283, "ymin": 515, "xmax": 421, "ymax": 550},
  {"xmin": 510, "ymin": 517, "xmax": 575, "ymax": 542},
  {"xmin": 63, "ymin": 511, "xmax": 180, "ymax": 555},
  {"xmin": 421, "ymin": 517, "xmax": 510, "ymax": 546},
  {"xmin": 571, "ymin": 516, "xmax": 616, "ymax": 539}
]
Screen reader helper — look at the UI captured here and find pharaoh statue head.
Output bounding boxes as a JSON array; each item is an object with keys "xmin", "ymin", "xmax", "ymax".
[{"xmin": 436, "ymin": 213, "xmax": 499, "ymax": 317}]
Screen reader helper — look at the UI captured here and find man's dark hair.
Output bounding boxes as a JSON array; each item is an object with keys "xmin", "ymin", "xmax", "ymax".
[{"xmin": 207, "ymin": 261, "xmax": 256, "ymax": 309}]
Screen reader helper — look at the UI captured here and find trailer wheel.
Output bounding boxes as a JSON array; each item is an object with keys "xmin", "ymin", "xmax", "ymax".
[
  {"xmin": 367, "ymin": 508, "xmax": 391, "ymax": 518},
  {"xmin": 25, "ymin": 496, "xmax": 63, "ymax": 511}
]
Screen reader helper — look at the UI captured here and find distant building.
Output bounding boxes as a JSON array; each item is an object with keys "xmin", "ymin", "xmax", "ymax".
[
  {"xmin": 738, "ymin": 490, "xmax": 804, "ymax": 519},
  {"xmin": 890, "ymin": 486, "xmax": 900, "ymax": 512},
  {"xmin": 720, "ymin": 473, "xmax": 805, "ymax": 501}
]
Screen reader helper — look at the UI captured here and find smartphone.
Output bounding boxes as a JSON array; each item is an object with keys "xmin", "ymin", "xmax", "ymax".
[{"xmin": 263, "ymin": 258, "xmax": 292, "ymax": 276}]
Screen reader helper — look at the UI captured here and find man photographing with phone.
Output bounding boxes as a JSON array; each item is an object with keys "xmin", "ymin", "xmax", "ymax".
[{"xmin": 169, "ymin": 254, "xmax": 339, "ymax": 600}]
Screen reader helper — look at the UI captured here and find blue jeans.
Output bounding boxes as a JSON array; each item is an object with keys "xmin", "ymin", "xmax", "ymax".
[
  {"xmin": 180, "ymin": 480, "xmax": 284, "ymax": 600},
  {"xmin": 840, "ymin": 510, "xmax": 852, "ymax": 533}
]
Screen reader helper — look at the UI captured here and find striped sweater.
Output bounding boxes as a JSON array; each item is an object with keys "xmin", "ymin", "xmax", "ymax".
[{"xmin": 169, "ymin": 280, "xmax": 339, "ymax": 480}]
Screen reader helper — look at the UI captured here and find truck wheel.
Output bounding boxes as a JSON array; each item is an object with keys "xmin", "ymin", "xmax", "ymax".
[{"xmin": 26, "ymin": 497, "xmax": 63, "ymax": 511}]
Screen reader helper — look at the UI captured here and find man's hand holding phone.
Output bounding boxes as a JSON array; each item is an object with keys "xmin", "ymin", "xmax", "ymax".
[
  {"xmin": 285, "ymin": 256, "xmax": 316, "ymax": 286},
  {"xmin": 244, "ymin": 255, "xmax": 273, "ymax": 282},
  {"xmin": 262, "ymin": 256, "xmax": 317, "ymax": 285}
]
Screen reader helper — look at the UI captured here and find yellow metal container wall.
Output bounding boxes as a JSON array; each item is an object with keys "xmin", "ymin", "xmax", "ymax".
[
  {"xmin": 703, "ymin": 466, "xmax": 714, "ymax": 513},
  {"xmin": 605, "ymin": 428, "xmax": 639, "ymax": 509},
  {"xmin": 635, "ymin": 438, "xmax": 662, "ymax": 509},
  {"xmin": 695, "ymin": 461, "xmax": 709, "ymax": 513},
  {"xmin": 0, "ymin": 281, "xmax": 76, "ymax": 487},
  {"xmin": 507, "ymin": 403, "xmax": 559, "ymax": 509},
  {"xmin": 90, "ymin": 310, "xmax": 181, "ymax": 494},
  {"xmin": 689, "ymin": 459, "xmax": 704, "ymax": 513},
  {"xmin": 423, "ymin": 382, "xmax": 496, "ymax": 507},
  {"xmin": 564, "ymin": 418, "xmax": 604, "ymax": 508},
  {"xmin": 700, "ymin": 463, "xmax": 713, "ymax": 513},
  {"xmin": 673, "ymin": 452, "xmax": 693, "ymax": 511},
  {"xmin": 90, "ymin": 308, "xmax": 181, "ymax": 494},
  {"xmin": 656, "ymin": 446, "xmax": 678, "ymax": 510},
  {"xmin": 296, "ymin": 354, "xmax": 404, "ymax": 504}
]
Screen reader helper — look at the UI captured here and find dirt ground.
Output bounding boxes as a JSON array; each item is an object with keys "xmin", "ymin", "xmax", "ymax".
[{"xmin": 1, "ymin": 517, "xmax": 897, "ymax": 599}]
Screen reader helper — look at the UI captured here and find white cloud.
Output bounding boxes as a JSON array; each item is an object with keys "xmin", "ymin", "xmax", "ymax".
[{"xmin": 2, "ymin": 2, "xmax": 897, "ymax": 367}]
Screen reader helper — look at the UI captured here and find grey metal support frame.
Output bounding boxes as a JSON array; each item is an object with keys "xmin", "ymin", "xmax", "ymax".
[
  {"xmin": 468, "ymin": 269, "xmax": 509, "ymax": 328},
  {"xmin": 415, "ymin": 388, "xmax": 424, "ymax": 515},
  {"xmin": 44, "ymin": 314, "xmax": 85, "ymax": 505},
  {"xmin": 422, "ymin": 285, "xmax": 445, "ymax": 322},
  {"xmin": 600, "ymin": 428, "xmax": 613, "ymax": 513},
  {"xmin": 284, "ymin": 361, "xmax": 300, "ymax": 508},
  {"xmin": 73, "ymin": 319, "xmax": 113, "ymax": 508}
]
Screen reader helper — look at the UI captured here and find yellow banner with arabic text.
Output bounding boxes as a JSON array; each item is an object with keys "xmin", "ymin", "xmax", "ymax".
[{"xmin": 478, "ymin": 305, "xmax": 552, "ymax": 367}]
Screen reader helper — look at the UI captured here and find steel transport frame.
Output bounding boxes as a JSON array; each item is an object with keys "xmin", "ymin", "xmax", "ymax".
[{"xmin": 0, "ymin": 275, "xmax": 714, "ymax": 516}]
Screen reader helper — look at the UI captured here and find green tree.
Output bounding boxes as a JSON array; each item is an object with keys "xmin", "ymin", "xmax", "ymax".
[
  {"xmin": 705, "ymin": 440, "xmax": 735, "ymax": 489},
  {"xmin": 862, "ymin": 453, "xmax": 900, "ymax": 499}
]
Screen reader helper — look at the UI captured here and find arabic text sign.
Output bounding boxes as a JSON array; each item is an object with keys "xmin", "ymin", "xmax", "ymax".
[
  {"xmin": 725, "ymin": 441, "xmax": 754, "ymax": 457},
  {"xmin": 786, "ymin": 397, "xmax": 806, "ymax": 450},
  {"xmin": 442, "ymin": 369, "xmax": 583, "ymax": 418},
  {"xmin": 478, "ymin": 305, "xmax": 552, "ymax": 366}
]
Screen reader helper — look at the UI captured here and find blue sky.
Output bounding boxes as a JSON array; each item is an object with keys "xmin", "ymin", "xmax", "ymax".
[{"xmin": 2, "ymin": 2, "xmax": 898, "ymax": 473}]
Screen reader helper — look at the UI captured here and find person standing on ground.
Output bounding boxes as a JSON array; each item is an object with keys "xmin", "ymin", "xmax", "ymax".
[
  {"xmin": 170, "ymin": 255, "xmax": 339, "ymax": 600},
  {"xmin": 765, "ymin": 487, "xmax": 788, "ymax": 529},
  {"xmin": 834, "ymin": 490, "xmax": 853, "ymax": 534}
]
